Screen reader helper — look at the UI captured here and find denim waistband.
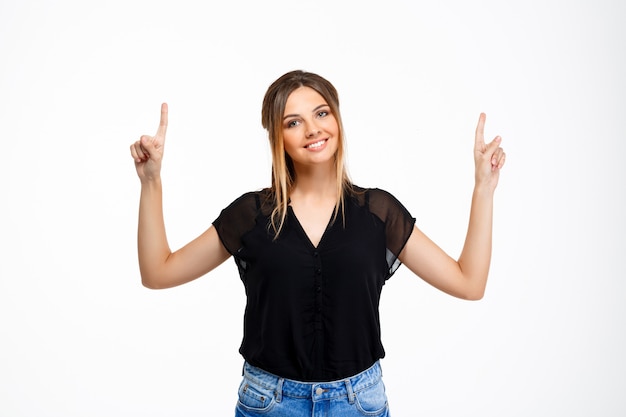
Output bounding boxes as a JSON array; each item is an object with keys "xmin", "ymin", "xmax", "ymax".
[{"xmin": 242, "ymin": 361, "xmax": 383, "ymax": 402}]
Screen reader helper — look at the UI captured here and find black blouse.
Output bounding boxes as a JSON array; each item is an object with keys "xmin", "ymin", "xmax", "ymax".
[{"xmin": 213, "ymin": 186, "xmax": 415, "ymax": 382}]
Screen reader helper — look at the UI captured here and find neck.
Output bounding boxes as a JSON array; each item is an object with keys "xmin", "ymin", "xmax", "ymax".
[{"xmin": 291, "ymin": 162, "xmax": 338, "ymax": 200}]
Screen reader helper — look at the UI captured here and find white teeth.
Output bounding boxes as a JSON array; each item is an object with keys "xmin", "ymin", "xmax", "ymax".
[{"xmin": 306, "ymin": 140, "xmax": 325, "ymax": 149}]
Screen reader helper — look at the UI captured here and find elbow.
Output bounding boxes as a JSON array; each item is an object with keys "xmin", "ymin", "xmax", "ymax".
[
  {"xmin": 142, "ymin": 278, "xmax": 162, "ymax": 290},
  {"xmin": 456, "ymin": 271, "xmax": 488, "ymax": 300},
  {"xmin": 141, "ymin": 273, "xmax": 170, "ymax": 290},
  {"xmin": 139, "ymin": 262, "xmax": 174, "ymax": 289},
  {"xmin": 463, "ymin": 291, "xmax": 485, "ymax": 301},
  {"xmin": 457, "ymin": 285, "xmax": 486, "ymax": 301}
]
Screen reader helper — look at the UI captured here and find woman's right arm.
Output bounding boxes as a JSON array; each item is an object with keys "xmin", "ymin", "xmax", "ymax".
[{"xmin": 130, "ymin": 103, "xmax": 231, "ymax": 289}]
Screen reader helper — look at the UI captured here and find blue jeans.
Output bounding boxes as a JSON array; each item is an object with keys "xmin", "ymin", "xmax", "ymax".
[{"xmin": 234, "ymin": 361, "xmax": 390, "ymax": 417}]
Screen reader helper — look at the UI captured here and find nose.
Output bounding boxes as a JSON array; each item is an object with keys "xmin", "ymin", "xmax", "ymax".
[{"xmin": 306, "ymin": 123, "xmax": 321, "ymax": 138}]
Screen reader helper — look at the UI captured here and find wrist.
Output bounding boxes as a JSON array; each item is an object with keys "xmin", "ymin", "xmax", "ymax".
[
  {"xmin": 472, "ymin": 182, "xmax": 495, "ymax": 198},
  {"xmin": 140, "ymin": 175, "xmax": 162, "ymax": 188}
]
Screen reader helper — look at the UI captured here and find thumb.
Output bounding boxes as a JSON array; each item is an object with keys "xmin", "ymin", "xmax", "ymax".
[
  {"xmin": 486, "ymin": 136, "xmax": 502, "ymax": 154},
  {"xmin": 140, "ymin": 134, "xmax": 162, "ymax": 156},
  {"xmin": 483, "ymin": 136, "xmax": 502, "ymax": 169}
]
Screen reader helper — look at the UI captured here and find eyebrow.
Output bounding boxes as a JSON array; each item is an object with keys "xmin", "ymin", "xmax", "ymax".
[{"xmin": 283, "ymin": 104, "xmax": 329, "ymax": 120}]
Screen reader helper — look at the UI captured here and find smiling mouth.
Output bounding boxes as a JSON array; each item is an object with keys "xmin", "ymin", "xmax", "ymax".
[{"xmin": 305, "ymin": 139, "xmax": 327, "ymax": 149}]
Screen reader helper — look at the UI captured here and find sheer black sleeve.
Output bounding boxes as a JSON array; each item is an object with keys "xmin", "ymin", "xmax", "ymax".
[
  {"xmin": 212, "ymin": 191, "xmax": 266, "ymax": 256},
  {"xmin": 366, "ymin": 188, "xmax": 416, "ymax": 276}
]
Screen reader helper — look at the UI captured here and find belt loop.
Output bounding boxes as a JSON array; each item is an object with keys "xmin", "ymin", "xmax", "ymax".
[
  {"xmin": 275, "ymin": 378, "xmax": 284, "ymax": 403},
  {"xmin": 344, "ymin": 378, "xmax": 355, "ymax": 404}
]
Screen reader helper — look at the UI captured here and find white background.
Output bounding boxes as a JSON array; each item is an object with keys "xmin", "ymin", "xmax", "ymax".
[{"xmin": 1, "ymin": 0, "xmax": 625, "ymax": 415}]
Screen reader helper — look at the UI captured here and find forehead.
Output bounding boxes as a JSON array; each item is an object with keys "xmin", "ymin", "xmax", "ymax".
[{"xmin": 284, "ymin": 87, "xmax": 326, "ymax": 114}]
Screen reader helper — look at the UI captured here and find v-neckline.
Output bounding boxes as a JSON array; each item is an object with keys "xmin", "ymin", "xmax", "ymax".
[{"xmin": 287, "ymin": 205, "xmax": 332, "ymax": 249}]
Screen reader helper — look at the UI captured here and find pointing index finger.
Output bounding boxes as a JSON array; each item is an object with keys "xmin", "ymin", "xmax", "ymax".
[
  {"xmin": 157, "ymin": 102, "xmax": 168, "ymax": 136},
  {"xmin": 474, "ymin": 112, "xmax": 486, "ymax": 150}
]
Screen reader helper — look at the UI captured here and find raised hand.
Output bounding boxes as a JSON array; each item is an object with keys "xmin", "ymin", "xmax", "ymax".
[
  {"xmin": 130, "ymin": 103, "xmax": 168, "ymax": 182},
  {"xmin": 473, "ymin": 113, "xmax": 505, "ymax": 192}
]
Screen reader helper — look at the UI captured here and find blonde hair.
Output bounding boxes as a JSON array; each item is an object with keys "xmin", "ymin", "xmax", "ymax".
[{"xmin": 261, "ymin": 70, "xmax": 352, "ymax": 237}]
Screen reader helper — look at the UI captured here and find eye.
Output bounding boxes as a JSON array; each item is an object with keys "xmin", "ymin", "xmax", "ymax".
[
  {"xmin": 285, "ymin": 119, "xmax": 300, "ymax": 128},
  {"xmin": 317, "ymin": 110, "xmax": 329, "ymax": 118}
]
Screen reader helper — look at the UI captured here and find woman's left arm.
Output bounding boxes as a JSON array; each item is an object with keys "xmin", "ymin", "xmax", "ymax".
[{"xmin": 398, "ymin": 113, "xmax": 505, "ymax": 300}]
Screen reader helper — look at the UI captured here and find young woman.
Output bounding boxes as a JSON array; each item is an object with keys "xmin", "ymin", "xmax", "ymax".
[{"xmin": 130, "ymin": 70, "xmax": 505, "ymax": 416}]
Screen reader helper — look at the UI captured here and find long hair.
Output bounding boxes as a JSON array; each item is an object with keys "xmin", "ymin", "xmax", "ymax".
[{"xmin": 261, "ymin": 70, "xmax": 352, "ymax": 237}]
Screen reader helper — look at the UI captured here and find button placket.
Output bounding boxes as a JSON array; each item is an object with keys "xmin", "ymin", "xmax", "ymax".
[{"xmin": 313, "ymin": 250, "xmax": 323, "ymax": 324}]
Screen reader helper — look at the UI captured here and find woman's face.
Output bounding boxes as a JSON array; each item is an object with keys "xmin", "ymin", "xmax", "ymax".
[{"xmin": 282, "ymin": 86, "xmax": 339, "ymax": 169}]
